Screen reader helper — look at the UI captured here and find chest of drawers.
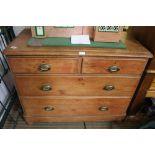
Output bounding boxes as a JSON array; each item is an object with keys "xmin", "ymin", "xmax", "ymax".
[{"xmin": 4, "ymin": 29, "xmax": 152, "ymax": 124}]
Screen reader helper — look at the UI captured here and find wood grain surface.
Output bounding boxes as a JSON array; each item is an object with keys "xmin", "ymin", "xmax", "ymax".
[
  {"xmin": 82, "ymin": 57, "xmax": 147, "ymax": 74},
  {"xmin": 24, "ymin": 115, "xmax": 125, "ymax": 124},
  {"xmin": 4, "ymin": 29, "xmax": 153, "ymax": 123},
  {"xmin": 8, "ymin": 57, "xmax": 80, "ymax": 74},
  {"xmin": 94, "ymin": 26, "xmax": 122, "ymax": 42},
  {"xmin": 21, "ymin": 97, "xmax": 131, "ymax": 117},
  {"xmin": 4, "ymin": 29, "xmax": 153, "ymax": 58},
  {"xmin": 15, "ymin": 75, "xmax": 140, "ymax": 97}
]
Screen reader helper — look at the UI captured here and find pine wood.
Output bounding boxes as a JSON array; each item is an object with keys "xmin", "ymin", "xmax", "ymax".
[
  {"xmin": 4, "ymin": 29, "xmax": 152, "ymax": 58},
  {"xmin": 31, "ymin": 26, "xmax": 83, "ymax": 38},
  {"xmin": 21, "ymin": 97, "xmax": 131, "ymax": 117},
  {"xmin": 15, "ymin": 75, "xmax": 140, "ymax": 97},
  {"xmin": 82, "ymin": 57, "xmax": 147, "ymax": 74},
  {"xmin": 94, "ymin": 26, "xmax": 122, "ymax": 42},
  {"xmin": 24, "ymin": 115, "xmax": 125, "ymax": 124},
  {"xmin": 82, "ymin": 26, "xmax": 94, "ymax": 38},
  {"xmin": 31, "ymin": 26, "xmax": 94, "ymax": 38},
  {"xmin": 7, "ymin": 57, "xmax": 80, "ymax": 74},
  {"xmin": 4, "ymin": 29, "xmax": 152, "ymax": 124}
]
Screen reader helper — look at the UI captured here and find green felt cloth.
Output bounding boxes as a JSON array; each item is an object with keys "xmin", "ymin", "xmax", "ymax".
[{"xmin": 27, "ymin": 37, "xmax": 126, "ymax": 49}]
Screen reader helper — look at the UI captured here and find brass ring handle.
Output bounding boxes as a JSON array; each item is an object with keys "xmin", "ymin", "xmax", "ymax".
[
  {"xmin": 103, "ymin": 85, "xmax": 115, "ymax": 91},
  {"xmin": 40, "ymin": 84, "xmax": 52, "ymax": 91},
  {"xmin": 99, "ymin": 106, "xmax": 109, "ymax": 111},
  {"xmin": 108, "ymin": 65, "xmax": 120, "ymax": 73},
  {"xmin": 44, "ymin": 106, "xmax": 54, "ymax": 111},
  {"xmin": 39, "ymin": 64, "xmax": 51, "ymax": 72}
]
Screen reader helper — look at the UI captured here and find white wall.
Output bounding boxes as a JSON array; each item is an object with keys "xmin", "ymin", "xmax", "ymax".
[{"xmin": 13, "ymin": 26, "xmax": 26, "ymax": 36}]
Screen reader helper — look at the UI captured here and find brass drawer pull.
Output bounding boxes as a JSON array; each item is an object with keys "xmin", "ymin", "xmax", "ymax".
[
  {"xmin": 44, "ymin": 106, "xmax": 54, "ymax": 111},
  {"xmin": 103, "ymin": 85, "xmax": 115, "ymax": 91},
  {"xmin": 108, "ymin": 65, "xmax": 120, "ymax": 73},
  {"xmin": 39, "ymin": 64, "xmax": 51, "ymax": 72},
  {"xmin": 99, "ymin": 106, "xmax": 109, "ymax": 111},
  {"xmin": 40, "ymin": 84, "xmax": 52, "ymax": 91}
]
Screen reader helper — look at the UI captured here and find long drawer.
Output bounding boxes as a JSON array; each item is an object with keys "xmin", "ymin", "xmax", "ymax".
[
  {"xmin": 8, "ymin": 57, "xmax": 80, "ymax": 74},
  {"xmin": 15, "ymin": 75, "xmax": 140, "ymax": 96},
  {"xmin": 82, "ymin": 57, "xmax": 147, "ymax": 74},
  {"xmin": 21, "ymin": 97, "xmax": 131, "ymax": 117}
]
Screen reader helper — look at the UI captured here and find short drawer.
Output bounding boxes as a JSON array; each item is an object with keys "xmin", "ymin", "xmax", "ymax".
[
  {"xmin": 8, "ymin": 57, "xmax": 79, "ymax": 74},
  {"xmin": 21, "ymin": 97, "xmax": 131, "ymax": 117},
  {"xmin": 15, "ymin": 75, "xmax": 140, "ymax": 97},
  {"xmin": 82, "ymin": 57, "xmax": 147, "ymax": 74}
]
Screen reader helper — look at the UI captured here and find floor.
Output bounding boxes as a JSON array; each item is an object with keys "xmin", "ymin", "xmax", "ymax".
[{"xmin": 3, "ymin": 102, "xmax": 145, "ymax": 129}]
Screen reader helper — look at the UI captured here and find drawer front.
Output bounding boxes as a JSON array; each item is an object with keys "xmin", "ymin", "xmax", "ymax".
[
  {"xmin": 8, "ymin": 57, "xmax": 79, "ymax": 74},
  {"xmin": 82, "ymin": 57, "xmax": 147, "ymax": 74},
  {"xmin": 15, "ymin": 75, "xmax": 140, "ymax": 96},
  {"xmin": 21, "ymin": 97, "xmax": 131, "ymax": 117}
]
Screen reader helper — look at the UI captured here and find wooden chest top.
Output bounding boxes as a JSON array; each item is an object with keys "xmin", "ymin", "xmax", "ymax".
[{"xmin": 4, "ymin": 29, "xmax": 153, "ymax": 58}]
